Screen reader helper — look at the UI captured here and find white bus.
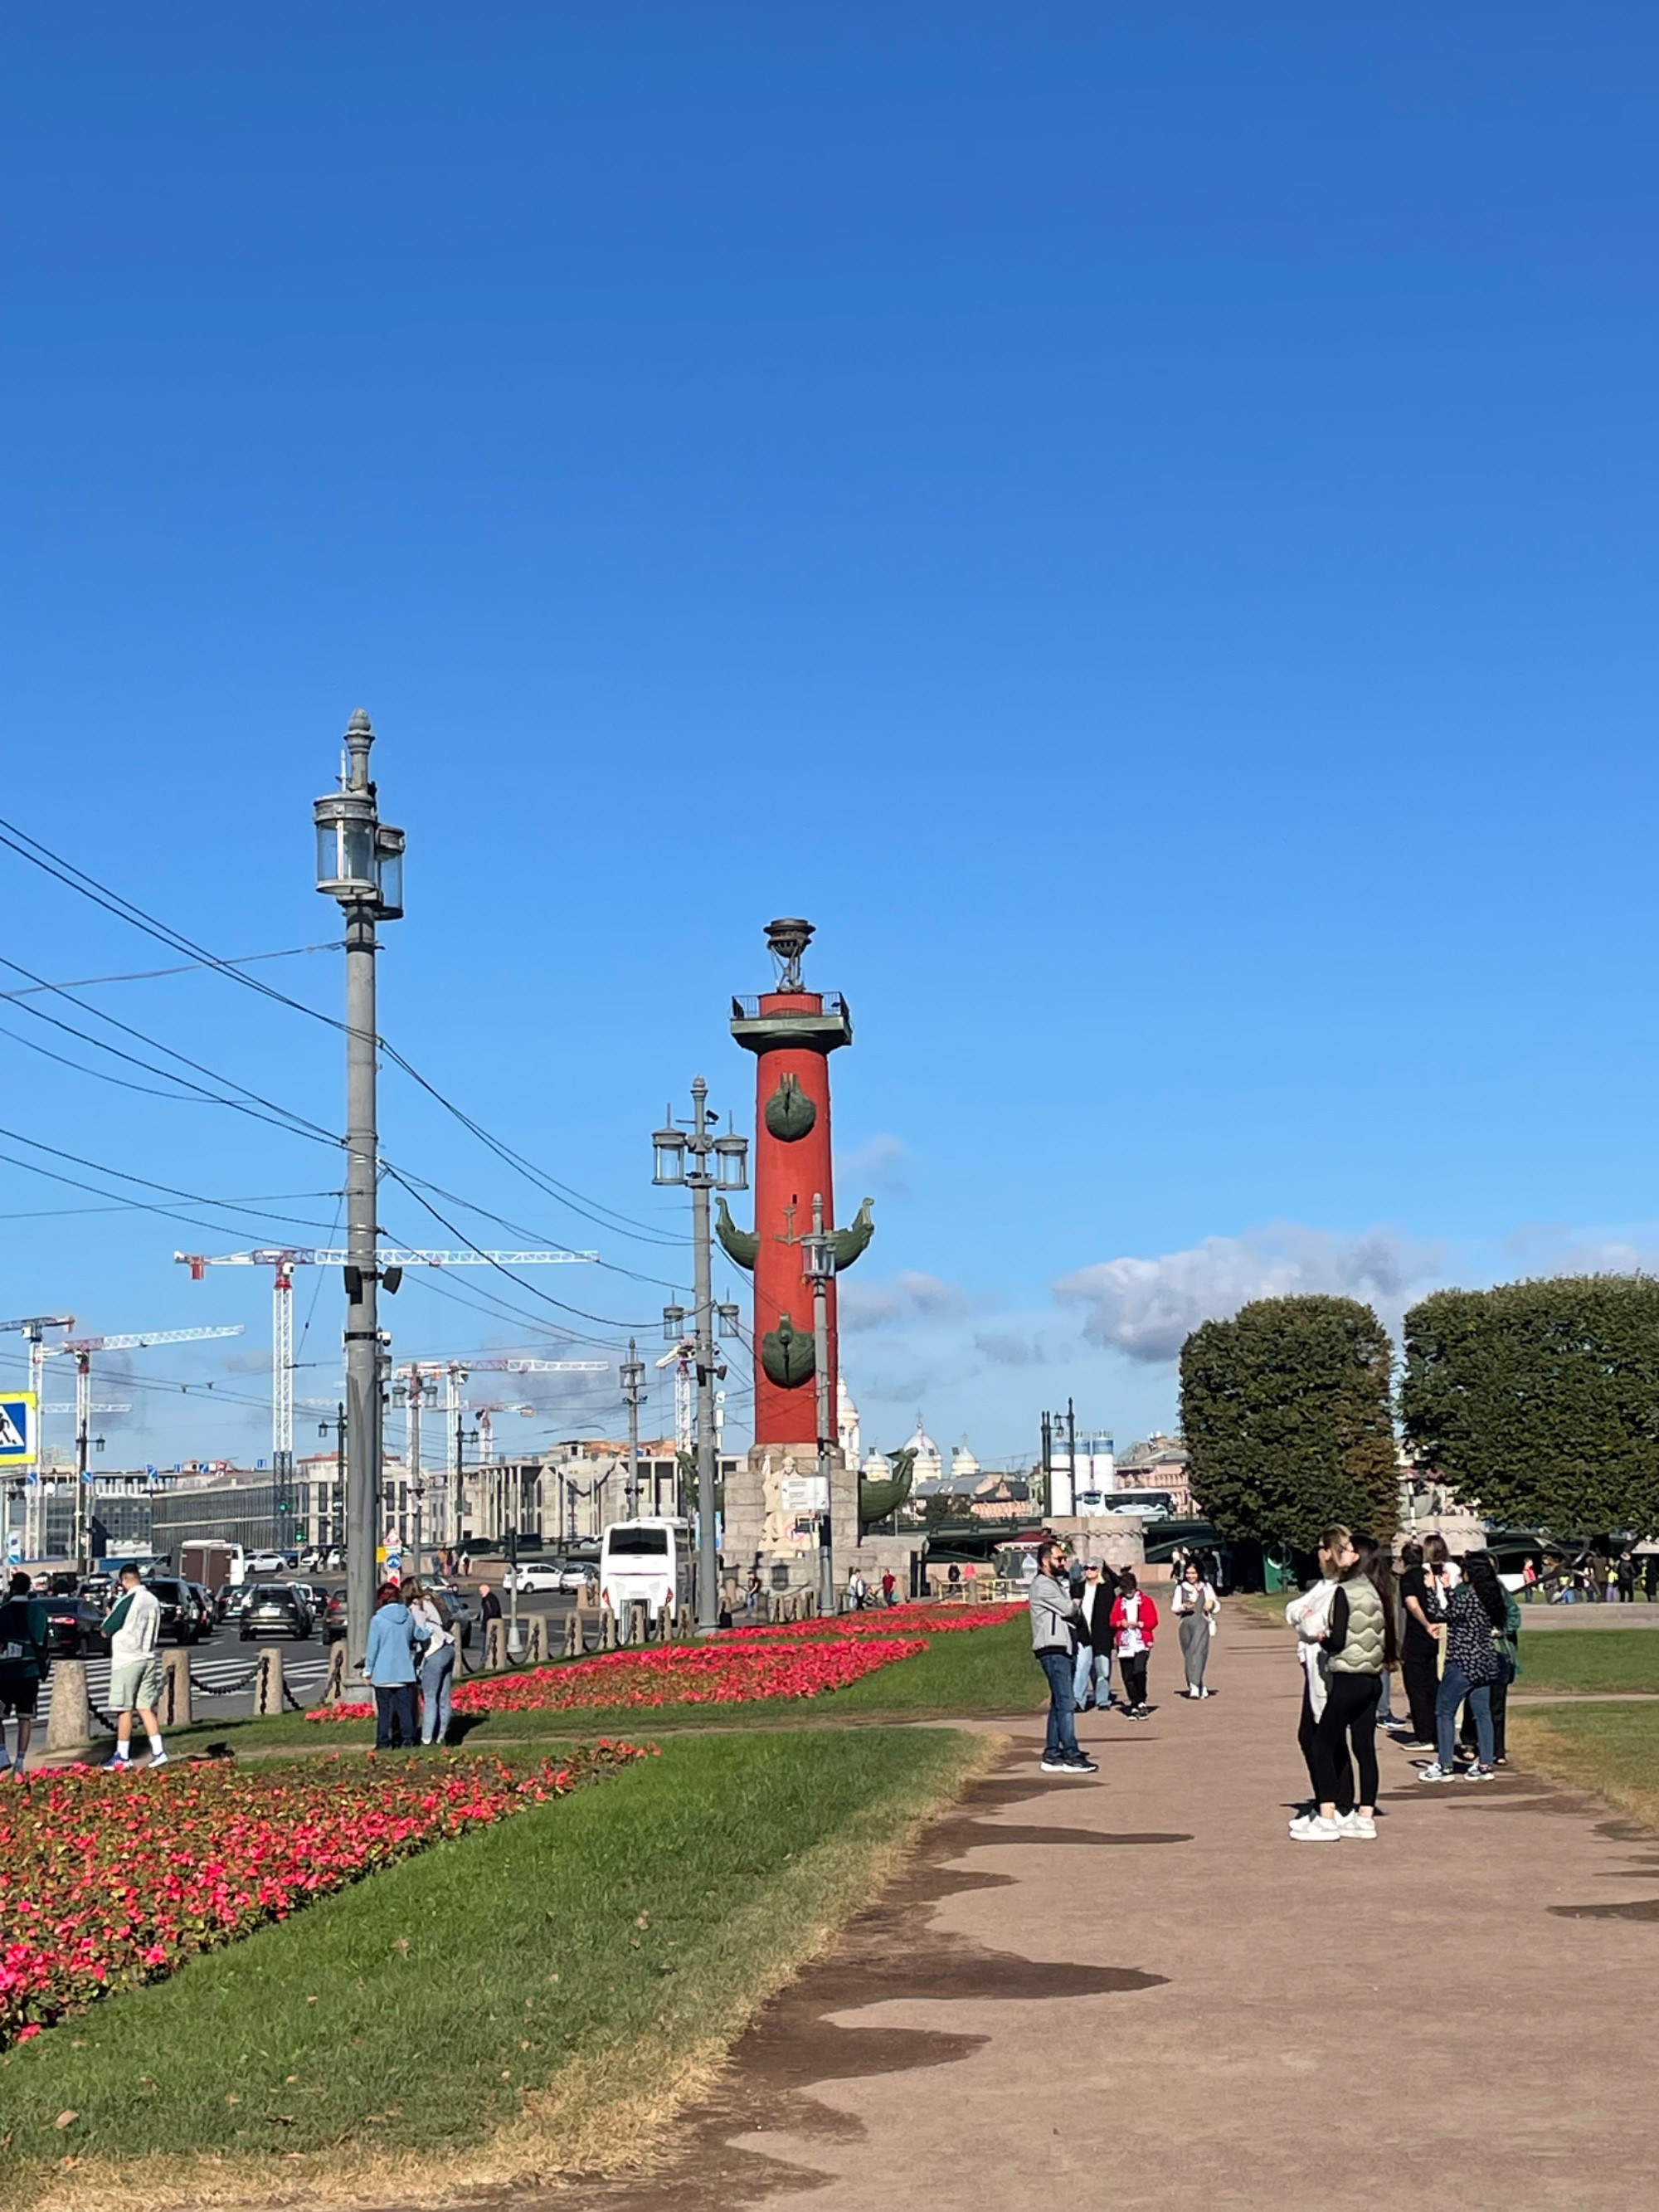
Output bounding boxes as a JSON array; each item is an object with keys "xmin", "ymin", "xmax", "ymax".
[{"xmin": 600, "ymin": 1517, "xmax": 693, "ymax": 1628}]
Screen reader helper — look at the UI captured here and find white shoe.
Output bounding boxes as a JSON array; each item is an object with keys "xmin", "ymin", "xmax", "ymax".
[
  {"xmin": 1337, "ymin": 1811, "xmax": 1377, "ymax": 1839},
  {"xmin": 147, "ymin": 1751, "xmax": 169, "ymax": 1770},
  {"xmin": 1289, "ymin": 1815, "xmax": 1344, "ymax": 1843},
  {"xmin": 1418, "ymin": 1762, "xmax": 1457, "ymax": 1783}
]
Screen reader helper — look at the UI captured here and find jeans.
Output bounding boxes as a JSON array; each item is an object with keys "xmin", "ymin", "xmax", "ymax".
[
  {"xmin": 1073, "ymin": 1646, "xmax": 1112, "ymax": 1708},
  {"xmin": 374, "ymin": 1682, "xmax": 417, "ymax": 1750},
  {"xmin": 420, "ymin": 1644, "xmax": 455, "ymax": 1745},
  {"xmin": 1037, "ymin": 1649, "xmax": 1081, "ymax": 1760},
  {"xmin": 1437, "ymin": 1663, "xmax": 1494, "ymax": 1768}
]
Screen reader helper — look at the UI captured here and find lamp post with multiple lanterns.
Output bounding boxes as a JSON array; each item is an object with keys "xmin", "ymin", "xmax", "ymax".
[
  {"xmin": 314, "ymin": 709, "xmax": 405, "ymax": 1674},
  {"xmin": 653, "ymin": 1078, "xmax": 747, "ymax": 1630}
]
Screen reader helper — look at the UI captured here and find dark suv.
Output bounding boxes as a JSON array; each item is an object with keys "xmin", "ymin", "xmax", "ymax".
[
  {"xmin": 143, "ymin": 1576, "xmax": 207, "ymax": 1644},
  {"xmin": 240, "ymin": 1584, "xmax": 313, "ymax": 1641}
]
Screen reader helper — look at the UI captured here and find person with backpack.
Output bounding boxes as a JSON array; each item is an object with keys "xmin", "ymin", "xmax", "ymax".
[
  {"xmin": 0, "ymin": 1570, "xmax": 51, "ymax": 1778},
  {"xmin": 406, "ymin": 1578, "xmax": 457, "ymax": 1746},
  {"xmin": 1109, "ymin": 1569, "xmax": 1159, "ymax": 1717}
]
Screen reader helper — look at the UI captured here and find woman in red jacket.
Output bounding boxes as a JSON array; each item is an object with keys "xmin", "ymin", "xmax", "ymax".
[{"xmin": 1110, "ymin": 1570, "xmax": 1159, "ymax": 1718}]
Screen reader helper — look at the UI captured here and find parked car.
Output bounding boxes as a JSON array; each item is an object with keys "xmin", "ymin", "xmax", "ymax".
[
  {"xmin": 239, "ymin": 1584, "xmax": 313, "ymax": 1640},
  {"xmin": 41, "ymin": 1592, "xmax": 107, "ymax": 1659},
  {"xmin": 555, "ymin": 1562, "xmax": 597, "ymax": 1591},
  {"xmin": 502, "ymin": 1563, "xmax": 564, "ymax": 1594},
  {"xmin": 141, "ymin": 1576, "xmax": 207, "ymax": 1644},
  {"xmin": 246, "ymin": 1550, "xmax": 288, "ymax": 1576}
]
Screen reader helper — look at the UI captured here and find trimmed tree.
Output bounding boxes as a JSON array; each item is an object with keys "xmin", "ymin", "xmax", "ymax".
[
  {"xmin": 1180, "ymin": 1294, "xmax": 1399, "ymax": 1548},
  {"xmin": 1400, "ymin": 1276, "xmax": 1659, "ymax": 1535}
]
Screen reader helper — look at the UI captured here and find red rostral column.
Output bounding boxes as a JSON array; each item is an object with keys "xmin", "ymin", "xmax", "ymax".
[{"xmin": 720, "ymin": 919, "xmax": 872, "ymax": 1449}]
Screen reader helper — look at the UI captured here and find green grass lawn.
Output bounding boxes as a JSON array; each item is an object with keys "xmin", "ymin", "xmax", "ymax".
[
  {"xmin": 0, "ymin": 1727, "xmax": 986, "ymax": 2210},
  {"xmin": 1512, "ymin": 1630, "xmax": 1659, "ymax": 1694},
  {"xmin": 1509, "ymin": 1702, "xmax": 1659, "ymax": 1834},
  {"xmin": 160, "ymin": 1615, "xmax": 1044, "ymax": 1755}
]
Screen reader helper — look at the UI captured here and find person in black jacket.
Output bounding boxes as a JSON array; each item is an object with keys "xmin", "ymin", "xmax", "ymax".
[{"xmin": 1071, "ymin": 1561, "xmax": 1118, "ymax": 1712}]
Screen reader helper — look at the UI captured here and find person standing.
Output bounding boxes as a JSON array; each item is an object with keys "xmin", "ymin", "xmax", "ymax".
[
  {"xmin": 1286, "ymin": 1533, "xmax": 1344, "ymax": 1807},
  {"xmin": 1072, "ymin": 1562, "xmax": 1116, "ymax": 1712},
  {"xmin": 1395, "ymin": 1540, "xmax": 1441, "ymax": 1748},
  {"xmin": 1171, "ymin": 1560, "xmax": 1219, "ymax": 1698},
  {"xmin": 1292, "ymin": 1532, "xmax": 1393, "ymax": 1842},
  {"xmin": 1109, "ymin": 1570, "xmax": 1158, "ymax": 1717},
  {"xmin": 477, "ymin": 1581, "xmax": 503, "ymax": 1657},
  {"xmin": 1422, "ymin": 1551, "xmax": 1506, "ymax": 1783},
  {"xmin": 1029, "ymin": 1535, "xmax": 1096, "ymax": 1774},
  {"xmin": 99, "ymin": 1563, "xmax": 168, "ymax": 1771},
  {"xmin": 365, "ymin": 1581, "xmax": 420, "ymax": 1750},
  {"xmin": 407, "ymin": 1579, "xmax": 457, "ymax": 1747},
  {"xmin": 0, "ymin": 1570, "xmax": 51, "ymax": 1777},
  {"xmin": 880, "ymin": 1568, "xmax": 897, "ymax": 1608}
]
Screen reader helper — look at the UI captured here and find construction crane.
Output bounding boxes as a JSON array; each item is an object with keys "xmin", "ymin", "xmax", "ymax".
[
  {"xmin": 42, "ymin": 1324, "xmax": 246, "ymax": 1569},
  {"xmin": 394, "ymin": 1355, "xmax": 608, "ymax": 1554},
  {"xmin": 173, "ymin": 1244, "xmax": 600, "ymax": 1490}
]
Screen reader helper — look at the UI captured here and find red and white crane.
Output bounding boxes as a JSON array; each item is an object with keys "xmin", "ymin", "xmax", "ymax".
[{"xmin": 173, "ymin": 1244, "xmax": 598, "ymax": 1481}]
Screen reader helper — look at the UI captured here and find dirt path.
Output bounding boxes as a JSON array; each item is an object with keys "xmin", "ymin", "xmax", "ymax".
[{"xmin": 568, "ymin": 1620, "xmax": 1659, "ymax": 2212}]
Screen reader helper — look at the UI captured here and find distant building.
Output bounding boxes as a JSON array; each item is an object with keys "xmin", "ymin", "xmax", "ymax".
[{"xmin": 1113, "ymin": 1434, "xmax": 1193, "ymax": 1518}]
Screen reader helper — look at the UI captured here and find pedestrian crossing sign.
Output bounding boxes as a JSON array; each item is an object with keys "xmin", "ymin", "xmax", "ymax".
[{"xmin": 0, "ymin": 1392, "xmax": 37, "ymax": 1466}]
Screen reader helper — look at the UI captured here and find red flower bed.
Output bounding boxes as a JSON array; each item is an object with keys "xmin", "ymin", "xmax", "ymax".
[
  {"xmin": 307, "ymin": 1633, "xmax": 926, "ymax": 1722},
  {"xmin": 729, "ymin": 1601, "xmax": 1025, "ymax": 1640},
  {"xmin": 0, "ymin": 1743, "xmax": 645, "ymax": 2049}
]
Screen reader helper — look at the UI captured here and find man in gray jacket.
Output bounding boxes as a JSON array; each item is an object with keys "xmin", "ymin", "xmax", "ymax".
[{"xmin": 1029, "ymin": 1535, "xmax": 1097, "ymax": 1775}]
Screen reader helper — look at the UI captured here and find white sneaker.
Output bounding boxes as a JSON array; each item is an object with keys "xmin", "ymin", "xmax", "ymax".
[
  {"xmin": 1337, "ymin": 1811, "xmax": 1377, "ymax": 1839},
  {"xmin": 147, "ymin": 1751, "xmax": 170, "ymax": 1770},
  {"xmin": 1462, "ymin": 1763, "xmax": 1496, "ymax": 1783},
  {"xmin": 1289, "ymin": 1815, "xmax": 1344, "ymax": 1843},
  {"xmin": 1418, "ymin": 1762, "xmax": 1457, "ymax": 1783}
]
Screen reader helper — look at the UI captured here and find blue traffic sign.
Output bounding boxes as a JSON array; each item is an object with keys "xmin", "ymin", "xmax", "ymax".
[{"xmin": 0, "ymin": 1392, "xmax": 36, "ymax": 1465}]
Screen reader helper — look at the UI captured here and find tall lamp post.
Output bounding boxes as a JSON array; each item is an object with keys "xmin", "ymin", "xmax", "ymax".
[
  {"xmin": 620, "ymin": 1339, "xmax": 645, "ymax": 1516},
  {"xmin": 653, "ymin": 1079, "xmax": 747, "ymax": 1629},
  {"xmin": 800, "ymin": 1197, "xmax": 838, "ymax": 1614},
  {"xmin": 314, "ymin": 709, "xmax": 405, "ymax": 1674}
]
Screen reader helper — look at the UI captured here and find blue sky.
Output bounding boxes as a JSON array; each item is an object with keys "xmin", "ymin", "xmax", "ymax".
[{"xmin": 4, "ymin": 4, "xmax": 1659, "ymax": 1474}]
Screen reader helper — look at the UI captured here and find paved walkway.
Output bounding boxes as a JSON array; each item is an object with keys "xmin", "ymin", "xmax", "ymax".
[{"xmin": 611, "ymin": 1607, "xmax": 1659, "ymax": 2212}]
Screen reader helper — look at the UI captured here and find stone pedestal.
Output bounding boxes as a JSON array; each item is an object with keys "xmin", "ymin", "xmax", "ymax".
[
  {"xmin": 255, "ymin": 1646, "xmax": 285, "ymax": 1718},
  {"xmin": 162, "ymin": 1648, "xmax": 192, "ymax": 1729},
  {"xmin": 727, "ymin": 1440, "xmax": 850, "ymax": 1592}
]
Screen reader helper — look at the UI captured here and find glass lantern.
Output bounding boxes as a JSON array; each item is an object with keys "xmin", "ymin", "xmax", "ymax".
[
  {"xmin": 713, "ymin": 1133, "xmax": 749, "ymax": 1191},
  {"xmin": 717, "ymin": 1302, "xmax": 741, "ymax": 1337},
  {"xmin": 800, "ymin": 1231, "xmax": 836, "ymax": 1284},
  {"xmin": 652, "ymin": 1116, "xmax": 687, "ymax": 1186},
  {"xmin": 314, "ymin": 792, "xmax": 380, "ymax": 901},
  {"xmin": 663, "ymin": 1303, "xmax": 687, "ymax": 1342}
]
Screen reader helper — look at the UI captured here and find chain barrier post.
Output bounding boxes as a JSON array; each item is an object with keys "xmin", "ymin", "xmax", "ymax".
[
  {"xmin": 46, "ymin": 1657, "xmax": 93, "ymax": 1753},
  {"xmin": 255, "ymin": 1646, "xmax": 285, "ymax": 1717},
  {"xmin": 563, "ymin": 1610, "xmax": 581, "ymax": 1657},
  {"xmin": 163, "ymin": 1648, "xmax": 192, "ymax": 1730},
  {"xmin": 484, "ymin": 1617, "xmax": 505, "ymax": 1670},
  {"xmin": 324, "ymin": 1641, "xmax": 348, "ymax": 1703}
]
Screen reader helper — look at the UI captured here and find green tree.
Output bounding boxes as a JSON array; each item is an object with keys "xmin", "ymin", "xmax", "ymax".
[
  {"xmin": 1400, "ymin": 1276, "xmax": 1659, "ymax": 1535},
  {"xmin": 1180, "ymin": 1294, "xmax": 1399, "ymax": 1548}
]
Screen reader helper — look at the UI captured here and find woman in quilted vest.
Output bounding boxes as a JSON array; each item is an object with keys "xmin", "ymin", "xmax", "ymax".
[{"xmin": 1291, "ymin": 1530, "xmax": 1395, "ymax": 1843}]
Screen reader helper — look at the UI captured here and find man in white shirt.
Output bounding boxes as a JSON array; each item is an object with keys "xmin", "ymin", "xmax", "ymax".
[{"xmin": 100, "ymin": 1563, "xmax": 168, "ymax": 1771}]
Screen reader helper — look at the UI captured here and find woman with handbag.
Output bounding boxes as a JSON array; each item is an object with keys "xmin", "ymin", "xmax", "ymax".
[
  {"xmin": 1422, "ymin": 1551, "xmax": 1508, "ymax": 1783},
  {"xmin": 1171, "ymin": 1559, "xmax": 1219, "ymax": 1698}
]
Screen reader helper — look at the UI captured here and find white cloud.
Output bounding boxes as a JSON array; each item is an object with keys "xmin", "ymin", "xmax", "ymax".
[
  {"xmin": 836, "ymin": 1134, "xmax": 911, "ymax": 1196},
  {"xmin": 839, "ymin": 1270, "xmax": 968, "ymax": 1333},
  {"xmin": 974, "ymin": 1330, "xmax": 1045, "ymax": 1367},
  {"xmin": 1054, "ymin": 1222, "xmax": 1444, "ymax": 1366}
]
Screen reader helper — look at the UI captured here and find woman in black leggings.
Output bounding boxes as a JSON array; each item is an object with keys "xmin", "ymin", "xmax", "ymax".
[{"xmin": 1292, "ymin": 1532, "xmax": 1396, "ymax": 1844}]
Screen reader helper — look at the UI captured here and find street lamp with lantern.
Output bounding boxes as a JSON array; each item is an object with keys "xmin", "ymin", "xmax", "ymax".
[
  {"xmin": 620, "ymin": 1339, "xmax": 646, "ymax": 1516},
  {"xmin": 649, "ymin": 1077, "xmax": 747, "ymax": 1629},
  {"xmin": 314, "ymin": 709, "xmax": 405, "ymax": 1676},
  {"xmin": 799, "ymin": 1196, "xmax": 838, "ymax": 1614}
]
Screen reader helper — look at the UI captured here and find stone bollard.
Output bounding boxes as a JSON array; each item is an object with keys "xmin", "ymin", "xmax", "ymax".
[
  {"xmin": 324, "ymin": 1640, "xmax": 348, "ymax": 1703},
  {"xmin": 627, "ymin": 1600, "xmax": 648, "ymax": 1646},
  {"xmin": 802, "ymin": 1589, "xmax": 817, "ymax": 1619},
  {"xmin": 163, "ymin": 1648, "xmax": 192, "ymax": 1730},
  {"xmin": 601, "ymin": 1605, "xmax": 618, "ymax": 1651},
  {"xmin": 46, "ymin": 1656, "xmax": 94, "ymax": 1753},
  {"xmin": 526, "ymin": 1614, "xmax": 547, "ymax": 1664},
  {"xmin": 484, "ymin": 1617, "xmax": 505, "ymax": 1671},
  {"xmin": 255, "ymin": 1645, "xmax": 285, "ymax": 1718},
  {"xmin": 563, "ymin": 1609, "xmax": 581, "ymax": 1657}
]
